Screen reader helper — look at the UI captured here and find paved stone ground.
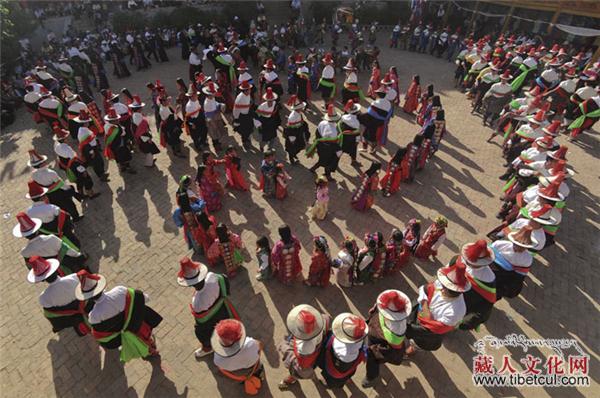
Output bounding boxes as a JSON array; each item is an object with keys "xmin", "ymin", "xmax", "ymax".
[{"xmin": 1, "ymin": 41, "xmax": 599, "ymax": 398}]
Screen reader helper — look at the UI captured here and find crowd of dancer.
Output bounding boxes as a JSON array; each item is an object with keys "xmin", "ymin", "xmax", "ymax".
[{"xmin": 9, "ymin": 6, "xmax": 594, "ymax": 396}]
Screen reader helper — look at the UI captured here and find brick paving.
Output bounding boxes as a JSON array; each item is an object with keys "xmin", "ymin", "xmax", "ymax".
[{"xmin": 1, "ymin": 44, "xmax": 599, "ymax": 398}]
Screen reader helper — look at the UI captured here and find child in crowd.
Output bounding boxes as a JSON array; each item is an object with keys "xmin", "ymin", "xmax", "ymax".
[{"xmin": 255, "ymin": 236, "xmax": 271, "ymax": 281}]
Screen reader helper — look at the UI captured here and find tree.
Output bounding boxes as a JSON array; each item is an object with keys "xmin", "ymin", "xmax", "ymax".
[{"xmin": 1, "ymin": 1, "xmax": 36, "ymax": 73}]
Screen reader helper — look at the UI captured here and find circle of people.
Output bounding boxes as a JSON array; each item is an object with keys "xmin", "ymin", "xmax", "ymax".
[{"xmin": 12, "ymin": 18, "xmax": 590, "ymax": 395}]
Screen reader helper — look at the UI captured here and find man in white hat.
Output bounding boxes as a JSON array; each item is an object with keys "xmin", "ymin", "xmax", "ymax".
[
  {"xmin": 29, "ymin": 149, "xmax": 83, "ymax": 221},
  {"xmin": 317, "ymin": 312, "xmax": 367, "ymax": 388},
  {"xmin": 82, "ymin": 273, "xmax": 162, "ymax": 362},
  {"xmin": 259, "ymin": 58, "xmax": 283, "ymax": 99},
  {"xmin": 362, "ymin": 290, "xmax": 411, "ymax": 388},
  {"xmin": 38, "ymin": 86, "xmax": 68, "ymax": 129},
  {"xmin": 294, "ymin": 54, "xmax": 311, "ymax": 103},
  {"xmin": 104, "ymin": 107, "xmax": 136, "ymax": 174},
  {"xmin": 25, "ymin": 180, "xmax": 81, "ymax": 249},
  {"xmin": 129, "ymin": 95, "xmax": 160, "ymax": 167},
  {"xmin": 342, "ymin": 59, "xmax": 363, "ymax": 104},
  {"xmin": 76, "ymin": 109, "xmax": 110, "ymax": 181},
  {"xmin": 489, "ymin": 227, "xmax": 535, "ymax": 300},
  {"xmin": 23, "ymin": 84, "xmax": 43, "ymax": 123},
  {"xmin": 406, "ymin": 260, "xmax": 470, "ymax": 353},
  {"xmin": 63, "ymin": 89, "xmax": 88, "ymax": 139},
  {"xmin": 361, "ymin": 86, "xmax": 391, "ymax": 153},
  {"xmin": 206, "ymin": 42, "xmax": 235, "ymax": 92},
  {"xmin": 339, "ymin": 99, "xmax": 362, "ymax": 165},
  {"xmin": 318, "ymin": 53, "xmax": 336, "ymax": 109},
  {"xmin": 158, "ymin": 93, "xmax": 185, "ymax": 158},
  {"xmin": 483, "ymin": 69, "xmax": 512, "ymax": 127},
  {"xmin": 54, "ymin": 141, "xmax": 99, "ymax": 199},
  {"xmin": 454, "ymin": 240, "xmax": 497, "ymax": 331},
  {"xmin": 203, "ymin": 82, "xmax": 227, "ymax": 153},
  {"xmin": 176, "ymin": 257, "xmax": 239, "ymax": 358},
  {"xmin": 255, "ymin": 87, "xmax": 281, "ymax": 152},
  {"xmin": 211, "ymin": 319, "xmax": 264, "ymax": 393},
  {"xmin": 282, "ymin": 95, "xmax": 309, "ymax": 164},
  {"xmin": 182, "ymin": 84, "xmax": 208, "ymax": 151},
  {"xmin": 278, "ymin": 304, "xmax": 330, "ymax": 390},
  {"xmin": 307, "ymin": 104, "xmax": 342, "ymax": 181},
  {"xmin": 27, "ymin": 257, "xmax": 92, "ymax": 336},
  {"xmin": 15, "ymin": 212, "xmax": 86, "ymax": 274},
  {"xmin": 233, "ymin": 80, "xmax": 254, "ymax": 149}
]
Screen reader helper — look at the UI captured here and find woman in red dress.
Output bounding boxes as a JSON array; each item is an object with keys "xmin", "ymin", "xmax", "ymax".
[
  {"xmin": 305, "ymin": 236, "xmax": 332, "ymax": 287},
  {"xmin": 274, "ymin": 163, "xmax": 291, "ymax": 200},
  {"xmin": 271, "ymin": 225, "xmax": 303, "ymax": 285},
  {"xmin": 223, "ymin": 146, "xmax": 248, "ymax": 191},
  {"xmin": 402, "ymin": 75, "xmax": 421, "ymax": 114},
  {"xmin": 380, "ymin": 147, "xmax": 407, "ymax": 197},
  {"xmin": 414, "ymin": 216, "xmax": 448, "ymax": 259},
  {"xmin": 367, "ymin": 60, "xmax": 381, "ymax": 99}
]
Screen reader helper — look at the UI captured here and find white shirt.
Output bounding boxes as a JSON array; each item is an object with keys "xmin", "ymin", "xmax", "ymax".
[
  {"xmin": 341, "ymin": 113, "xmax": 360, "ymax": 130},
  {"xmin": 466, "ymin": 264, "xmax": 495, "ymax": 283},
  {"xmin": 576, "ymin": 86, "xmax": 596, "ymax": 101},
  {"xmin": 32, "ymin": 168, "xmax": 62, "ymax": 187},
  {"xmin": 322, "ymin": 65, "xmax": 334, "ymax": 79},
  {"xmin": 39, "ymin": 97, "xmax": 60, "ymax": 110},
  {"xmin": 214, "ymin": 337, "xmax": 260, "ymax": 371},
  {"xmin": 417, "ymin": 280, "xmax": 466, "ymax": 327},
  {"xmin": 238, "ymin": 72, "xmax": 252, "ymax": 84},
  {"xmin": 185, "ymin": 99, "xmax": 202, "ymax": 118},
  {"xmin": 88, "ymin": 286, "xmax": 129, "ymax": 325},
  {"xmin": 373, "ymin": 98, "xmax": 391, "ymax": 112},
  {"xmin": 67, "ymin": 101, "xmax": 87, "ymax": 114},
  {"xmin": 189, "ymin": 52, "xmax": 202, "ymax": 66},
  {"xmin": 332, "ymin": 338, "xmax": 363, "ymax": 362},
  {"xmin": 523, "ymin": 57, "xmax": 537, "ymax": 69},
  {"xmin": 262, "ymin": 70, "xmax": 278, "ymax": 83},
  {"xmin": 233, "ymin": 93, "xmax": 250, "ymax": 118},
  {"xmin": 491, "ymin": 240, "xmax": 533, "ymax": 270},
  {"xmin": 112, "ymin": 102, "xmax": 129, "ymax": 116},
  {"xmin": 345, "ymin": 71, "xmax": 357, "ymax": 84},
  {"xmin": 27, "ymin": 202, "xmax": 60, "ymax": 223},
  {"xmin": 541, "ymin": 69, "xmax": 559, "ymax": 84},
  {"xmin": 39, "ymin": 274, "xmax": 80, "ymax": 308},
  {"xmin": 513, "ymin": 147, "xmax": 546, "ymax": 167},
  {"xmin": 57, "ymin": 63, "xmax": 73, "ymax": 74},
  {"xmin": 191, "ymin": 272, "xmax": 220, "ymax": 312},
  {"xmin": 385, "ymin": 87, "xmax": 398, "ymax": 102},
  {"xmin": 488, "ymin": 81, "xmax": 512, "ymax": 97},
  {"xmin": 78, "ymin": 127, "xmax": 97, "ymax": 145},
  {"xmin": 508, "ymin": 218, "xmax": 545, "ymax": 251},
  {"xmin": 286, "ymin": 110, "xmax": 302, "ymax": 126},
  {"xmin": 24, "ymin": 91, "xmax": 42, "ymax": 104},
  {"xmin": 204, "ymin": 98, "xmax": 222, "ymax": 118},
  {"xmin": 159, "ymin": 105, "xmax": 173, "ymax": 121},
  {"xmin": 21, "ymin": 234, "xmax": 79, "ymax": 259},
  {"xmin": 39, "ymin": 274, "xmax": 79, "ymax": 308},
  {"xmin": 132, "ymin": 112, "xmax": 143, "ymax": 126},
  {"xmin": 317, "ymin": 120, "xmax": 338, "ymax": 139}
]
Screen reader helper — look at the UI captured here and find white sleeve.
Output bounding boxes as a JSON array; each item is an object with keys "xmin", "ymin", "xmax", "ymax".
[
  {"xmin": 431, "ymin": 234, "xmax": 446, "ymax": 251},
  {"xmin": 417, "ymin": 285, "xmax": 427, "ymax": 302},
  {"xmin": 258, "ymin": 253, "xmax": 269, "ymax": 271},
  {"xmin": 358, "ymin": 254, "xmax": 373, "ymax": 271}
]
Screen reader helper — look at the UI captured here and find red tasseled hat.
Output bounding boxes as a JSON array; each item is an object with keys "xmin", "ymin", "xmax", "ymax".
[
  {"xmin": 378, "ymin": 290, "xmax": 407, "ymax": 312},
  {"xmin": 215, "ymin": 319, "xmax": 243, "ymax": 346},
  {"xmin": 287, "ymin": 94, "xmax": 298, "ymax": 107},
  {"xmin": 263, "ymin": 58, "xmax": 274, "ymax": 69},
  {"xmin": 237, "ymin": 60, "xmax": 248, "ymax": 71},
  {"xmin": 548, "ymin": 145, "xmax": 568, "ymax": 161},
  {"xmin": 542, "ymin": 120, "xmax": 561, "ymax": 137},
  {"xmin": 298, "ymin": 310, "xmax": 317, "ymax": 335},
  {"xmin": 461, "ymin": 239, "xmax": 494, "ymax": 267},
  {"xmin": 26, "ymin": 179, "xmax": 47, "ymax": 199},
  {"xmin": 437, "ymin": 260, "xmax": 471, "ymax": 292}
]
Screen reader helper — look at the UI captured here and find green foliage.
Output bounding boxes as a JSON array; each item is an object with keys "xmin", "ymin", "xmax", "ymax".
[
  {"xmin": 110, "ymin": 10, "xmax": 149, "ymax": 33},
  {"xmin": 165, "ymin": 6, "xmax": 209, "ymax": 29},
  {"xmin": 1, "ymin": 0, "xmax": 37, "ymax": 71},
  {"xmin": 310, "ymin": 1, "xmax": 341, "ymax": 23},
  {"xmin": 357, "ymin": 1, "xmax": 411, "ymax": 25}
]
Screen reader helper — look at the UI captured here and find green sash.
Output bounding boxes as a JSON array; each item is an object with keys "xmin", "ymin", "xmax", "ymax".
[
  {"xmin": 379, "ymin": 313, "xmax": 405, "ymax": 347},
  {"xmin": 511, "ymin": 63, "xmax": 537, "ymax": 92},
  {"xmin": 318, "ymin": 78, "xmax": 337, "ymax": 99},
  {"xmin": 215, "ymin": 55, "xmax": 236, "ymax": 84},
  {"xmin": 305, "ymin": 134, "xmax": 341, "ymax": 158},
  {"xmin": 567, "ymin": 103, "xmax": 600, "ymax": 130},
  {"xmin": 95, "ymin": 288, "xmax": 150, "ymax": 362}
]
